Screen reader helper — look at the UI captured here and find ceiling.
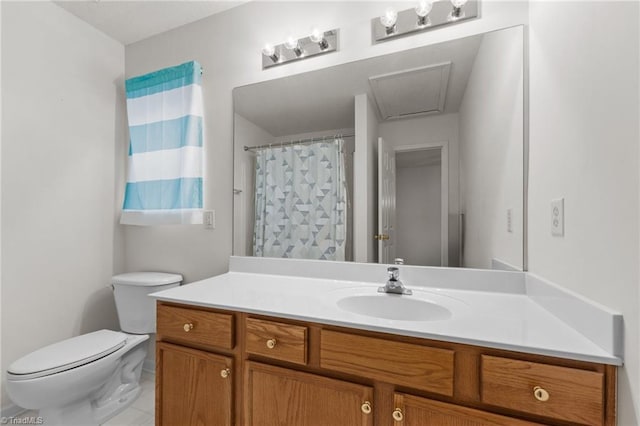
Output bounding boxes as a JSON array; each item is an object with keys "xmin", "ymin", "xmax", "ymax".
[
  {"xmin": 55, "ymin": 0, "xmax": 247, "ymax": 45},
  {"xmin": 234, "ymin": 33, "xmax": 482, "ymax": 137}
]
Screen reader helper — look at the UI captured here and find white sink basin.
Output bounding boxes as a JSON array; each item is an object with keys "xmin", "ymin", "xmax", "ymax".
[{"xmin": 336, "ymin": 294, "xmax": 452, "ymax": 321}]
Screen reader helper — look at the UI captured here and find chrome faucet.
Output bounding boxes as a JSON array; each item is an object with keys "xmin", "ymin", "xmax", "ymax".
[{"xmin": 378, "ymin": 266, "xmax": 412, "ymax": 295}]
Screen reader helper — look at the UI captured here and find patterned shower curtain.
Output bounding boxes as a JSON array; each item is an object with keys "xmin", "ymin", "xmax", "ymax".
[{"xmin": 253, "ymin": 139, "xmax": 347, "ymax": 261}]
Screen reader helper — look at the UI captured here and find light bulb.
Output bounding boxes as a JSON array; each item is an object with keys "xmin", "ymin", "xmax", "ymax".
[
  {"xmin": 451, "ymin": 0, "xmax": 468, "ymax": 8},
  {"xmin": 379, "ymin": 8, "xmax": 398, "ymax": 28},
  {"xmin": 284, "ymin": 36, "xmax": 299, "ymax": 50},
  {"xmin": 415, "ymin": 0, "xmax": 433, "ymax": 17},
  {"xmin": 310, "ymin": 28, "xmax": 323, "ymax": 43},
  {"xmin": 448, "ymin": 0, "xmax": 467, "ymax": 21},
  {"xmin": 262, "ymin": 43, "xmax": 279, "ymax": 63},
  {"xmin": 310, "ymin": 28, "xmax": 329, "ymax": 50},
  {"xmin": 284, "ymin": 36, "xmax": 303, "ymax": 57},
  {"xmin": 262, "ymin": 44, "xmax": 275, "ymax": 57}
]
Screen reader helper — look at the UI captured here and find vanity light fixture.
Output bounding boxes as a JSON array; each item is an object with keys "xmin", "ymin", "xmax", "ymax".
[
  {"xmin": 261, "ymin": 29, "xmax": 339, "ymax": 69},
  {"xmin": 372, "ymin": 0, "xmax": 479, "ymax": 43}
]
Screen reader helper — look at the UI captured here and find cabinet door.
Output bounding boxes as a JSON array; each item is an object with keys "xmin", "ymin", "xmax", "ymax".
[
  {"xmin": 157, "ymin": 342, "xmax": 232, "ymax": 426},
  {"xmin": 392, "ymin": 393, "xmax": 543, "ymax": 426},
  {"xmin": 246, "ymin": 362, "xmax": 374, "ymax": 426}
]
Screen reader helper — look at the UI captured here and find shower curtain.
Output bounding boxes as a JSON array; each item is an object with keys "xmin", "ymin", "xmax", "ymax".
[{"xmin": 253, "ymin": 139, "xmax": 347, "ymax": 261}]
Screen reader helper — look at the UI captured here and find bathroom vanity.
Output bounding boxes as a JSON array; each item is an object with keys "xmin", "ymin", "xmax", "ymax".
[{"xmin": 152, "ymin": 257, "xmax": 621, "ymax": 426}]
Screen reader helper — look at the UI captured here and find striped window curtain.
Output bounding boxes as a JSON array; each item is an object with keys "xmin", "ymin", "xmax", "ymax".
[{"xmin": 121, "ymin": 61, "xmax": 204, "ymax": 225}]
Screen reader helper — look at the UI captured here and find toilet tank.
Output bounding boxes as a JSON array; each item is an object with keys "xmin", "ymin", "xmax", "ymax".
[{"xmin": 112, "ymin": 272, "xmax": 182, "ymax": 334}]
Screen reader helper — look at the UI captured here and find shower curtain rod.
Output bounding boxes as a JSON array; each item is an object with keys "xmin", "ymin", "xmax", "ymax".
[{"xmin": 244, "ymin": 133, "xmax": 355, "ymax": 152}]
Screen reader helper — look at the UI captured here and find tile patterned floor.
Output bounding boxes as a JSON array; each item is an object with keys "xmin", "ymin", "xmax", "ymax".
[{"xmin": 12, "ymin": 371, "xmax": 155, "ymax": 426}]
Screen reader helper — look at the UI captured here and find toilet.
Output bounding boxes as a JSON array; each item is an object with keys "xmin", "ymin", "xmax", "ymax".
[{"xmin": 5, "ymin": 272, "xmax": 182, "ymax": 425}]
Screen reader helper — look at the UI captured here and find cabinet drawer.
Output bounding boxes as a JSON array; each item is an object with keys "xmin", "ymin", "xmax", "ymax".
[
  {"xmin": 394, "ymin": 392, "xmax": 543, "ymax": 425},
  {"xmin": 481, "ymin": 355, "xmax": 604, "ymax": 426},
  {"xmin": 320, "ymin": 330, "xmax": 454, "ymax": 396},
  {"xmin": 157, "ymin": 304, "xmax": 234, "ymax": 350},
  {"xmin": 245, "ymin": 318, "xmax": 307, "ymax": 365}
]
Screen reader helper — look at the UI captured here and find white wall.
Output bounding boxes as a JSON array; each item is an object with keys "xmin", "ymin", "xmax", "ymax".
[
  {"xmin": 458, "ymin": 26, "xmax": 524, "ymax": 270},
  {"xmin": 396, "ymin": 163, "xmax": 441, "ymax": 266},
  {"xmin": 233, "ymin": 114, "xmax": 274, "ymax": 256},
  {"xmin": 0, "ymin": 1, "xmax": 125, "ymax": 410},
  {"xmin": 123, "ymin": 1, "xmax": 528, "ymax": 281},
  {"xmin": 528, "ymin": 2, "xmax": 639, "ymax": 424},
  {"xmin": 379, "ymin": 113, "xmax": 460, "ymax": 265},
  {"xmin": 354, "ymin": 94, "xmax": 379, "ymax": 262}
]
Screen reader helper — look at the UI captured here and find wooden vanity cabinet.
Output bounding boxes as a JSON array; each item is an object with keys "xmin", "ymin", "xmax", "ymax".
[
  {"xmin": 156, "ymin": 303, "xmax": 237, "ymax": 426},
  {"xmin": 156, "ymin": 342, "xmax": 233, "ymax": 426},
  {"xmin": 155, "ymin": 302, "xmax": 617, "ymax": 426}
]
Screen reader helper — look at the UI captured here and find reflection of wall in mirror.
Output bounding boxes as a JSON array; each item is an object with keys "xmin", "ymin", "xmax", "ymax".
[
  {"xmin": 459, "ymin": 27, "xmax": 524, "ymax": 270},
  {"xmin": 233, "ymin": 113, "xmax": 274, "ymax": 257},
  {"xmin": 354, "ymin": 94, "xmax": 379, "ymax": 263},
  {"xmin": 396, "ymin": 162, "xmax": 442, "ymax": 266}
]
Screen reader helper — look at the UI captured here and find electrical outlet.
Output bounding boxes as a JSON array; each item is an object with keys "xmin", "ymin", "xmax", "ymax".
[
  {"xmin": 507, "ymin": 208, "xmax": 513, "ymax": 233},
  {"xmin": 551, "ymin": 199, "xmax": 564, "ymax": 236},
  {"xmin": 204, "ymin": 210, "xmax": 215, "ymax": 229}
]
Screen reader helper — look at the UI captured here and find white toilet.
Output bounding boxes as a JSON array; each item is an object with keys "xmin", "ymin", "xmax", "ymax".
[{"xmin": 5, "ymin": 272, "xmax": 182, "ymax": 425}]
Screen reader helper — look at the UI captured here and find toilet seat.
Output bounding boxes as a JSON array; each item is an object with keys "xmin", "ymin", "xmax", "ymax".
[{"xmin": 7, "ymin": 330, "xmax": 127, "ymax": 381}]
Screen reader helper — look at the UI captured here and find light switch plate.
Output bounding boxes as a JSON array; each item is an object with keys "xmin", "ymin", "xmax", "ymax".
[
  {"xmin": 551, "ymin": 199, "xmax": 564, "ymax": 236},
  {"xmin": 204, "ymin": 210, "xmax": 215, "ymax": 229}
]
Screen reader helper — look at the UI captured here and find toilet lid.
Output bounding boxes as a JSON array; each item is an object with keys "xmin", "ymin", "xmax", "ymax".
[
  {"xmin": 7, "ymin": 330, "xmax": 127, "ymax": 379},
  {"xmin": 112, "ymin": 272, "xmax": 182, "ymax": 286}
]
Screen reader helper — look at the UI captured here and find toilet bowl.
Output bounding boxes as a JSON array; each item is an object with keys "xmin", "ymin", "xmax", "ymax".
[{"xmin": 5, "ymin": 272, "xmax": 182, "ymax": 426}]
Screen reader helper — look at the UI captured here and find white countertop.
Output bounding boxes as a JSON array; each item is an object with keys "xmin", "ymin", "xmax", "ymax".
[{"xmin": 151, "ymin": 259, "xmax": 622, "ymax": 366}]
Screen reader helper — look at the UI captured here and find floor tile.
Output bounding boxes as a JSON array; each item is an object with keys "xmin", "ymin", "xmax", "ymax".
[{"xmin": 103, "ymin": 407, "xmax": 152, "ymax": 426}]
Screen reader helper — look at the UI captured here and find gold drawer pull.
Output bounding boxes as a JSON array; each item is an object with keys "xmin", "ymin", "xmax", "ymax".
[
  {"xmin": 361, "ymin": 401, "xmax": 372, "ymax": 414},
  {"xmin": 183, "ymin": 323, "xmax": 194, "ymax": 332},
  {"xmin": 266, "ymin": 338, "xmax": 277, "ymax": 349},
  {"xmin": 220, "ymin": 368, "xmax": 231, "ymax": 379},
  {"xmin": 392, "ymin": 408, "xmax": 403, "ymax": 422},
  {"xmin": 533, "ymin": 386, "xmax": 550, "ymax": 402}
]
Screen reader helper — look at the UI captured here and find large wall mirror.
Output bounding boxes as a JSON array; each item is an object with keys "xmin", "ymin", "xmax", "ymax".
[{"xmin": 233, "ymin": 25, "xmax": 525, "ymax": 271}]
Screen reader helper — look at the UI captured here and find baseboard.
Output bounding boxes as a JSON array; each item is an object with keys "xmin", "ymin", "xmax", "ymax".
[
  {"xmin": 491, "ymin": 258, "xmax": 520, "ymax": 271},
  {"xmin": 142, "ymin": 358, "xmax": 156, "ymax": 374},
  {"xmin": 0, "ymin": 402, "xmax": 27, "ymax": 418}
]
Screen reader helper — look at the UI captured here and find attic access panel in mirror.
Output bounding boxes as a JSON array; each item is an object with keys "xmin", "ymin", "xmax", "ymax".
[{"xmin": 233, "ymin": 25, "xmax": 525, "ymax": 271}]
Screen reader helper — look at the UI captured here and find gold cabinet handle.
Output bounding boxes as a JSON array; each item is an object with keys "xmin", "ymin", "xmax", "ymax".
[
  {"xmin": 533, "ymin": 386, "xmax": 550, "ymax": 402},
  {"xmin": 220, "ymin": 368, "xmax": 231, "ymax": 379},
  {"xmin": 183, "ymin": 323, "xmax": 194, "ymax": 332},
  {"xmin": 361, "ymin": 401, "xmax": 372, "ymax": 414},
  {"xmin": 266, "ymin": 338, "xmax": 277, "ymax": 349},
  {"xmin": 374, "ymin": 234, "xmax": 390, "ymax": 240},
  {"xmin": 392, "ymin": 408, "xmax": 403, "ymax": 422}
]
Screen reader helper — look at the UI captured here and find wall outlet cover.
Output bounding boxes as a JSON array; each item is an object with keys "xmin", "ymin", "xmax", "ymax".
[{"xmin": 551, "ymin": 198, "xmax": 564, "ymax": 237}]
